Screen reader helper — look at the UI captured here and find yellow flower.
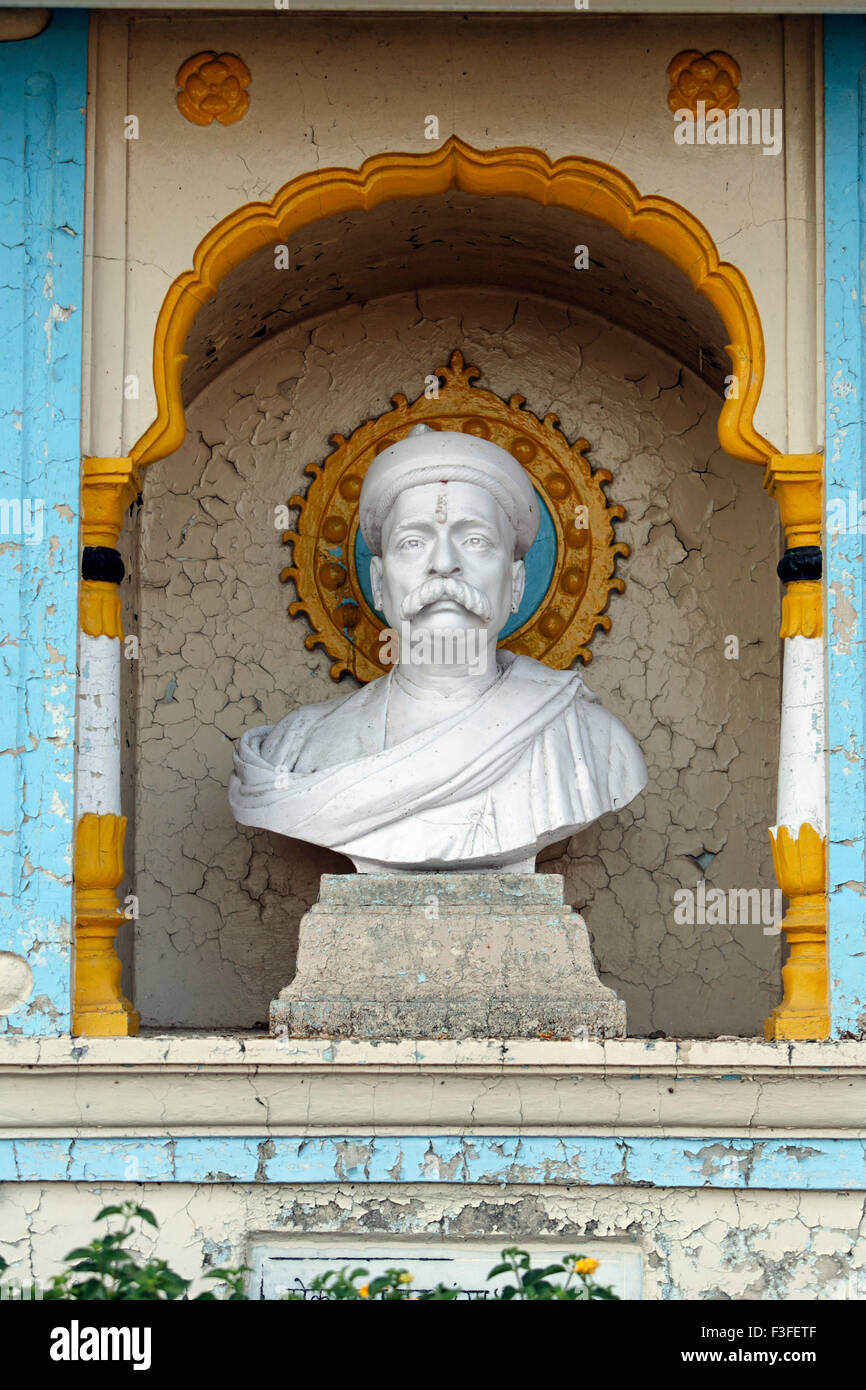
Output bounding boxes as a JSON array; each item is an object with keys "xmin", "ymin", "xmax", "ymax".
[
  {"xmin": 358, "ymin": 1284, "xmax": 370, "ymax": 1298},
  {"xmin": 398, "ymin": 1273, "xmax": 414, "ymax": 1284},
  {"xmin": 573, "ymin": 1258, "xmax": 600, "ymax": 1277}
]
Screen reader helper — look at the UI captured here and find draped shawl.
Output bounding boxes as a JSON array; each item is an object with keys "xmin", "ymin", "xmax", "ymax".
[{"xmin": 228, "ymin": 654, "xmax": 647, "ymax": 867}]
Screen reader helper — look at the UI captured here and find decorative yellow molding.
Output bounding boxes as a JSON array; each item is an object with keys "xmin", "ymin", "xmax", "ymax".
[
  {"xmin": 764, "ymin": 823, "xmax": 828, "ymax": 1041},
  {"xmin": 667, "ymin": 50, "xmax": 741, "ymax": 117},
  {"xmin": 176, "ymin": 51, "xmax": 251, "ymax": 128},
  {"xmin": 284, "ymin": 350, "xmax": 628, "ymax": 680},
  {"xmin": 82, "ymin": 456, "xmax": 141, "ymax": 549},
  {"xmin": 73, "ymin": 813, "xmax": 139, "ymax": 1037},
  {"xmin": 764, "ymin": 453, "xmax": 823, "ymax": 638},
  {"xmin": 80, "ymin": 580, "xmax": 123, "ymax": 640},
  {"xmin": 128, "ymin": 135, "xmax": 776, "ymax": 473},
  {"xmin": 763, "ymin": 452, "xmax": 823, "ymax": 550},
  {"xmin": 780, "ymin": 580, "xmax": 822, "ymax": 640}
]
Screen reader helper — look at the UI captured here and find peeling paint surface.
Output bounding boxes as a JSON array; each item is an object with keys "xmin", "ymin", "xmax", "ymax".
[
  {"xmin": 0, "ymin": 14, "xmax": 87, "ymax": 1035},
  {"xmin": 825, "ymin": 18, "xmax": 866, "ymax": 1036},
  {"xmin": 2, "ymin": 1133, "xmax": 865, "ymax": 1189},
  {"xmin": 3, "ymin": 1035, "xmax": 866, "ymax": 1297},
  {"xmin": 2, "ymin": 1180, "xmax": 866, "ymax": 1300}
]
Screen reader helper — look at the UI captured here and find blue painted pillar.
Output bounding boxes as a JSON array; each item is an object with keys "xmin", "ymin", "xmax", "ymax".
[
  {"xmin": 0, "ymin": 12, "xmax": 88, "ymax": 1034},
  {"xmin": 825, "ymin": 17, "xmax": 866, "ymax": 1036}
]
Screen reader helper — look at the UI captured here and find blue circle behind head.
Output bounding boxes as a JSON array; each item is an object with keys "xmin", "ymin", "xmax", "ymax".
[{"xmin": 353, "ymin": 488, "xmax": 557, "ymax": 639}]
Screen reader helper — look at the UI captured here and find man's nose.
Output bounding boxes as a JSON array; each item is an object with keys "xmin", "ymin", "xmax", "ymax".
[{"xmin": 428, "ymin": 530, "xmax": 461, "ymax": 576}]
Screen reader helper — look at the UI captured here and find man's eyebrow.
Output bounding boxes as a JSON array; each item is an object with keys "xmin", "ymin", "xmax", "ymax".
[
  {"xmin": 387, "ymin": 516, "xmax": 501, "ymax": 535},
  {"xmin": 453, "ymin": 517, "xmax": 500, "ymax": 530},
  {"xmin": 389, "ymin": 519, "xmax": 437, "ymax": 534}
]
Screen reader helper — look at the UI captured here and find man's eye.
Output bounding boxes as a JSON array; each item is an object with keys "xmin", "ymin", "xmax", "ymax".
[
  {"xmin": 399, "ymin": 537, "xmax": 424, "ymax": 550},
  {"xmin": 464, "ymin": 535, "xmax": 489, "ymax": 548}
]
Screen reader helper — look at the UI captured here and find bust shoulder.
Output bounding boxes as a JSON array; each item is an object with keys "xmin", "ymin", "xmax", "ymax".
[
  {"xmin": 505, "ymin": 652, "xmax": 601, "ymax": 702},
  {"xmin": 259, "ymin": 688, "xmax": 355, "ymax": 765},
  {"xmin": 268, "ymin": 677, "xmax": 389, "ymax": 772}
]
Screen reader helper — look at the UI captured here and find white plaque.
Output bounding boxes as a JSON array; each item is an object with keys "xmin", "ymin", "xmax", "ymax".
[{"xmin": 249, "ymin": 1239, "xmax": 642, "ymax": 1300}]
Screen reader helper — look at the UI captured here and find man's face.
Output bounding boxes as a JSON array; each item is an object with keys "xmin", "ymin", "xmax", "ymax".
[{"xmin": 370, "ymin": 480, "xmax": 525, "ymax": 641}]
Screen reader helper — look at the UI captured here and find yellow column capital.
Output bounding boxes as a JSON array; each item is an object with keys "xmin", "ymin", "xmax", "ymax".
[
  {"xmin": 763, "ymin": 452, "xmax": 823, "ymax": 549},
  {"xmin": 764, "ymin": 454, "xmax": 824, "ymax": 639},
  {"xmin": 82, "ymin": 456, "xmax": 141, "ymax": 549}
]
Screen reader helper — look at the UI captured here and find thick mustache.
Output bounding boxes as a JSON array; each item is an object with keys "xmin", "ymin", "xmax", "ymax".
[{"xmin": 400, "ymin": 576, "xmax": 492, "ymax": 622}]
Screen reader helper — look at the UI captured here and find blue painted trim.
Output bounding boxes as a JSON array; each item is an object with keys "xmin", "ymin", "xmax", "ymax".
[
  {"xmin": 0, "ymin": 12, "xmax": 88, "ymax": 1035},
  {"xmin": 2, "ymin": 1135, "xmax": 865, "ymax": 1188},
  {"xmin": 825, "ymin": 17, "xmax": 866, "ymax": 1036}
]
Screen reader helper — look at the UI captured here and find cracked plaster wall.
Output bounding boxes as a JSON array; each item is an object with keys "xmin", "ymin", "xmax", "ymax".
[
  {"xmin": 131, "ymin": 288, "xmax": 781, "ymax": 1034},
  {"xmin": 2, "ymin": 1182, "xmax": 863, "ymax": 1300}
]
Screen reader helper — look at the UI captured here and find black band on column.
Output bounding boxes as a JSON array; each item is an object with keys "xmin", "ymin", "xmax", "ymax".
[
  {"xmin": 777, "ymin": 545, "xmax": 822, "ymax": 585},
  {"xmin": 81, "ymin": 546, "xmax": 125, "ymax": 584}
]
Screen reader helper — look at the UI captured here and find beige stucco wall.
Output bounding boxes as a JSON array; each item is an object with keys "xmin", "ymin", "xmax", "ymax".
[
  {"xmin": 3, "ymin": 1180, "xmax": 863, "ymax": 1300},
  {"xmin": 130, "ymin": 286, "xmax": 781, "ymax": 1033},
  {"xmin": 84, "ymin": 11, "xmax": 821, "ymax": 463}
]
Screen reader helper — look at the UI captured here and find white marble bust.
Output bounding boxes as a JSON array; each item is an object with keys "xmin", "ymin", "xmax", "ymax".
[{"xmin": 229, "ymin": 424, "xmax": 647, "ymax": 871}]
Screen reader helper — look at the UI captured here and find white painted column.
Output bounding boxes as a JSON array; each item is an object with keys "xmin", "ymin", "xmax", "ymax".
[
  {"xmin": 773, "ymin": 634, "xmax": 826, "ymax": 838},
  {"xmin": 77, "ymin": 634, "xmax": 122, "ymax": 817}
]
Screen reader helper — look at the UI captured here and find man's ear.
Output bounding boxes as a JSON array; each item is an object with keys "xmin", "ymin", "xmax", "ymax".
[
  {"xmin": 370, "ymin": 555, "xmax": 384, "ymax": 610},
  {"xmin": 511, "ymin": 559, "xmax": 525, "ymax": 614}
]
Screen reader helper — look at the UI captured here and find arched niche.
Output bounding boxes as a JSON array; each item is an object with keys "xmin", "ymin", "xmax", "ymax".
[
  {"xmin": 118, "ymin": 139, "xmax": 782, "ymax": 1035},
  {"xmin": 129, "ymin": 136, "xmax": 776, "ymax": 473}
]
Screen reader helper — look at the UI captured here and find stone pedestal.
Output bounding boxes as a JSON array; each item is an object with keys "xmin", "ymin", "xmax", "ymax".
[{"xmin": 271, "ymin": 873, "xmax": 626, "ymax": 1039}]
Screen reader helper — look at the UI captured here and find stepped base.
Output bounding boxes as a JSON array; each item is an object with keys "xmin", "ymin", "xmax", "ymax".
[{"xmin": 271, "ymin": 872, "xmax": 626, "ymax": 1040}]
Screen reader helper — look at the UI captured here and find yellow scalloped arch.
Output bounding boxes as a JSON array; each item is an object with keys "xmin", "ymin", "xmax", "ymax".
[{"xmin": 130, "ymin": 135, "xmax": 776, "ymax": 469}]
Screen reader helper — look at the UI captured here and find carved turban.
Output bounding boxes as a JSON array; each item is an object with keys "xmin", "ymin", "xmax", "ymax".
[{"xmin": 359, "ymin": 424, "xmax": 540, "ymax": 557}]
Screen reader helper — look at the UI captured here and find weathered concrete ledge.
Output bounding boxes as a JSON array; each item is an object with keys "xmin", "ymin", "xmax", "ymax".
[
  {"xmin": 2, "ymin": 1034, "xmax": 866, "ymax": 1070},
  {"xmin": 1, "ymin": 1035, "xmax": 865, "ymax": 1138}
]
